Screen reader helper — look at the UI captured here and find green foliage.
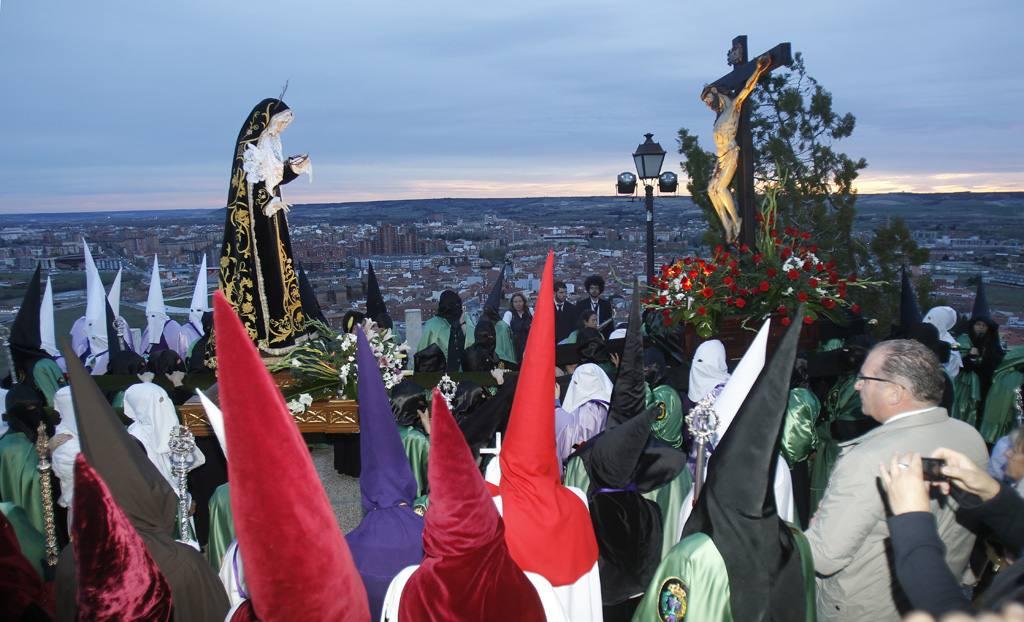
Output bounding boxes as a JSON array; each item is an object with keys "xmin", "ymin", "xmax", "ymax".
[
  {"xmin": 856, "ymin": 216, "xmax": 934, "ymax": 335},
  {"xmin": 677, "ymin": 52, "xmax": 867, "ymax": 270}
]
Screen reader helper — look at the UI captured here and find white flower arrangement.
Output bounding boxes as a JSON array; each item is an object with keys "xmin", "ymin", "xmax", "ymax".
[{"xmin": 272, "ymin": 318, "xmax": 409, "ymax": 402}]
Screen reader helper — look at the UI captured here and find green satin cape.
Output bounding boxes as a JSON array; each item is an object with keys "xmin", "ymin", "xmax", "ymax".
[
  {"xmin": 416, "ymin": 316, "xmax": 476, "ymax": 370},
  {"xmin": 781, "ymin": 388, "xmax": 820, "ymax": 467},
  {"xmin": 398, "ymin": 425, "xmax": 430, "ymax": 499},
  {"xmin": 0, "ymin": 501, "xmax": 47, "ymax": 578},
  {"xmin": 0, "ymin": 432, "xmax": 43, "ymax": 535},
  {"xmin": 630, "ymin": 527, "xmax": 816, "ymax": 622},
  {"xmin": 494, "ymin": 320, "xmax": 517, "ymax": 365},
  {"xmin": 206, "ymin": 483, "xmax": 234, "ymax": 572},
  {"xmin": 809, "ymin": 376, "xmax": 861, "ymax": 517},
  {"xmin": 980, "ymin": 346, "xmax": 1024, "ymax": 443},
  {"xmin": 647, "ymin": 385, "xmax": 684, "ymax": 449},
  {"xmin": 32, "ymin": 358, "xmax": 65, "ymax": 407}
]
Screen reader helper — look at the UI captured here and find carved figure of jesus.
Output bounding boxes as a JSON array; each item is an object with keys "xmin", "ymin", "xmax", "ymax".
[{"xmin": 702, "ymin": 55, "xmax": 771, "ymax": 243}]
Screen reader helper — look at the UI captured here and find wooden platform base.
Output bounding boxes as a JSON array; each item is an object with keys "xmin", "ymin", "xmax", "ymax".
[{"xmin": 179, "ymin": 399, "xmax": 359, "ymax": 436}]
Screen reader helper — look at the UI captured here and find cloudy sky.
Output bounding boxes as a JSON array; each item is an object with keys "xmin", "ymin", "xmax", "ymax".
[{"xmin": 0, "ymin": 0, "xmax": 1021, "ymax": 213}]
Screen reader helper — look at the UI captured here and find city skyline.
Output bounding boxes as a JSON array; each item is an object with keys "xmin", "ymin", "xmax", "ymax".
[{"xmin": 1, "ymin": 1, "xmax": 1022, "ymax": 213}]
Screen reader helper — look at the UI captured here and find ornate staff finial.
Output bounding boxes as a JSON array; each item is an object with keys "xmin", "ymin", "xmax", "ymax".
[
  {"xmin": 34, "ymin": 422, "xmax": 59, "ymax": 566},
  {"xmin": 436, "ymin": 373, "xmax": 457, "ymax": 407},
  {"xmin": 168, "ymin": 425, "xmax": 197, "ymax": 544},
  {"xmin": 1014, "ymin": 385, "xmax": 1023, "ymax": 427},
  {"xmin": 685, "ymin": 392, "xmax": 719, "ymax": 503}
]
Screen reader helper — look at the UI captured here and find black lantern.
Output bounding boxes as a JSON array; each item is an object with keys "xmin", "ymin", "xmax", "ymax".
[
  {"xmin": 616, "ymin": 172, "xmax": 637, "ymax": 195},
  {"xmin": 658, "ymin": 171, "xmax": 678, "ymax": 193},
  {"xmin": 632, "ymin": 133, "xmax": 666, "ymax": 180}
]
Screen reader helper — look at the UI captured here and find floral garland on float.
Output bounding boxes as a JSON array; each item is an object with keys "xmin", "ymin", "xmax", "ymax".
[
  {"xmin": 269, "ymin": 318, "xmax": 407, "ymax": 412},
  {"xmin": 645, "ymin": 188, "xmax": 880, "ymax": 339}
]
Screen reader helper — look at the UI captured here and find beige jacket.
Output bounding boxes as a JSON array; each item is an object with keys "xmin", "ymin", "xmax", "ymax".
[{"xmin": 805, "ymin": 407, "xmax": 988, "ymax": 621}]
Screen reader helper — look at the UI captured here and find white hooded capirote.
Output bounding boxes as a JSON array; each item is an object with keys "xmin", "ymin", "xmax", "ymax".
[
  {"xmin": 680, "ymin": 319, "xmax": 795, "ymax": 526},
  {"xmin": 145, "ymin": 256, "xmax": 170, "ymax": 346},
  {"xmin": 40, "ymin": 276, "xmax": 59, "ymax": 359},
  {"xmin": 923, "ymin": 305, "xmax": 963, "ymax": 378},
  {"xmin": 687, "ymin": 339, "xmax": 730, "ymax": 403},
  {"xmin": 196, "ymin": 389, "xmax": 226, "ymax": 459},
  {"xmin": 107, "ymin": 267, "xmax": 122, "ymax": 318},
  {"xmin": 561, "ymin": 363, "xmax": 614, "ymax": 413},
  {"xmin": 124, "ymin": 382, "xmax": 205, "ymax": 492},
  {"xmin": 81, "ymin": 237, "xmax": 108, "ymax": 357},
  {"xmin": 189, "ymin": 255, "xmax": 209, "ymax": 331}
]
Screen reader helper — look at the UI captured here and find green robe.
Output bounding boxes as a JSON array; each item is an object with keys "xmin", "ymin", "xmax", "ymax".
[
  {"xmin": 781, "ymin": 388, "xmax": 820, "ymax": 467},
  {"xmin": 206, "ymin": 483, "xmax": 234, "ymax": 572},
  {"xmin": 32, "ymin": 358, "xmax": 65, "ymax": 408},
  {"xmin": 398, "ymin": 426, "xmax": 430, "ymax": 499},
  {"xmin": 0, "ymin": 501, "xmax": 47, "ymax": 578},
  {"xmin": 494, "ymin": 320, "xmax": 517, "ymax": 365},
  {"xmin": 980, "ymin": 346, "xmax": 1024, "ymax": 443},
  {"xmin": 564, "ymin": 454, "xmax": 693, "ymax": 561},
  {"xmin": 416, "ymin": 316, "xmax": 475, "ymax": 371},
  {"xmin": 951, "ymin": 334, "xmax": 981, "ymax": 427},
  {"xmin": 630, "ymin": 527, "xmax": 816, "ymax": 622},
  {"xmin": 809, "ymin": 376, "xmax": 862, "ymax": 517},
  {"xmin": 0, "ymin": 432, "xmax": 43, "ymax": 535}
]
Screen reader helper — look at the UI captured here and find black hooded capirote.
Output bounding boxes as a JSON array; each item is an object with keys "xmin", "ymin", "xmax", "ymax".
[
  {"xmin": 104, "ymin": 300, "xmax": 122, "ymax": 359},
  {"xmin": 55, "ymin": 340, "xmax": 229, "ymax": 622},
  {"xmin": 365, "ymin": 262, "xmax": 392, "ymax": 329},
  {"xmin": 965, "ymin": 277, "xmax": 1005, "ymax": 409},
  {"xmin": 9, "ymin": 267, "xmax": 49, "ymax": 381},
  {"xmin": 893, "ymin": 265, "xmax": 922, "ymax": 338},
  {"xmin": 484, "ymin": 264, "xmax": 506, "ymax": 313},
  {"xmin": 586, "ymin": 406, "xmax": 665, "ymax": 607},
  {"xmin": 218, "ymin": 98, "xmax": 306, "ymax": 356},
  {"xmin": 297, "ymin": 265, "xmax": 328, "ymax": 325},
  {"xmin": 4, "ymin": 384, "xmax": 49, "ymax": 442},
  {"xmin": 437, "ymin": 290, "xmax": 465, "ymax": 372},
  {"xmin": 681, "ymin": 306, "xmax": 808, "ymax": 622},
  {"xmin": 606, "ymin": 283, "xmax": 646, "ymax": 427},
  {"xmin": 463, "ymin": 319, "xmax": 500, "ymax": 372},
  {"xmin": 972, "ymin": 276, "xmax": 992, "ymax": 323}
]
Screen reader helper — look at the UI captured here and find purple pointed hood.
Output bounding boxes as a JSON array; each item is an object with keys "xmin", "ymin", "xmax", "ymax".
[{"xmin": 345, "ymin": 326, "xmax": 424, "ymax": 620}]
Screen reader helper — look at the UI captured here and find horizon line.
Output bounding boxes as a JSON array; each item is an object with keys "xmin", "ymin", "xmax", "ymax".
[{"xmin": 2, "ymin": 189, "xmax": 1024, "ymax": 218}]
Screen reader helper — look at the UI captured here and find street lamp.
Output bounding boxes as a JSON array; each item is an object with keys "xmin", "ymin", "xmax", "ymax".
[{"xmin": 632, "ymin": 133, "xmax": 666, "ymax": 283}]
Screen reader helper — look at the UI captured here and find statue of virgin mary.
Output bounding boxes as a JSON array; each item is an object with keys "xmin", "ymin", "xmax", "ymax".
[{"xmin": 218, "ymin": 98, "xmax": 312, "ymax": 356}]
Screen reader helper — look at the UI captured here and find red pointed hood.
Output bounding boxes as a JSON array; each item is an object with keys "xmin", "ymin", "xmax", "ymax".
[
  {"xmin": 214, "ymin": 291, "xmax": 369, "ymax": 622},
  {"xmin": 498, "ymin": 251, "xmax": 598, "ymax": 586},
  {"xmin": 72, "ymin": 453, "xmax": 172, "ymax": 622},
  {"xmin": 399, "ymin": 390, "xmax": 544, "ymax": 621}
]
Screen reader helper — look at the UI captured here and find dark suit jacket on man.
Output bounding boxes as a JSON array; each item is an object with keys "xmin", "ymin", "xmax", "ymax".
[
  {"xmin": 554, "ymin": 300, "xmax": 577, "ymax": 343},
  {"xmin": 578, "ymin": 297, "xmax": 613, "ymax": 339}
]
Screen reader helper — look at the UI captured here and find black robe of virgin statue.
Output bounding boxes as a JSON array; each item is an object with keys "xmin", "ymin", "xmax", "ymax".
[{"xmin": 219, "ymin": 98, "xmax": 306, "ymax": 356}]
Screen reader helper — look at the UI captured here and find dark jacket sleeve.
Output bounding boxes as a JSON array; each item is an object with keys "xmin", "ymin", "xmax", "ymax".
[
  {"xmin": 956, "ymin": 484, "xmax": 1024, "ymax": 554},
  {"xmin": 887, "ymin": 512, "xmax": 972, "ymax": 617}
]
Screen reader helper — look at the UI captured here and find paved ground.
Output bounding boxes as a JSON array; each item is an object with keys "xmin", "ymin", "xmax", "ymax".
[{"xmin": 309, "ymin": 444, "xmax": 363, "ymax": 533}]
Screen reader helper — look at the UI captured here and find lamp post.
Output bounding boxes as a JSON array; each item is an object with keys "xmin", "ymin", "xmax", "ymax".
[{"xmin": 632, "ymin": 133, "xmax": 666, "ymax": 283}]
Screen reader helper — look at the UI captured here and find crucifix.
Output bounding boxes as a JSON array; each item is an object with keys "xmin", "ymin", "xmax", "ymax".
[{"xmin": 703, "ymin": 36, "xmax": 792, "ymax": 245}]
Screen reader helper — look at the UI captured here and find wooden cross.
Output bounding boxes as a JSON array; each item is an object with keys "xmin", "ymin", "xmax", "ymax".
[{"xmin": 707, "ymin": 36, "xmax": 792, "ymax": 246}]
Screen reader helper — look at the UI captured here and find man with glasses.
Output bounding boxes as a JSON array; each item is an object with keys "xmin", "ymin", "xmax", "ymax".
[{"xmin": 805, "ymin": 339, "xmax": 988, "ymax": 621}]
